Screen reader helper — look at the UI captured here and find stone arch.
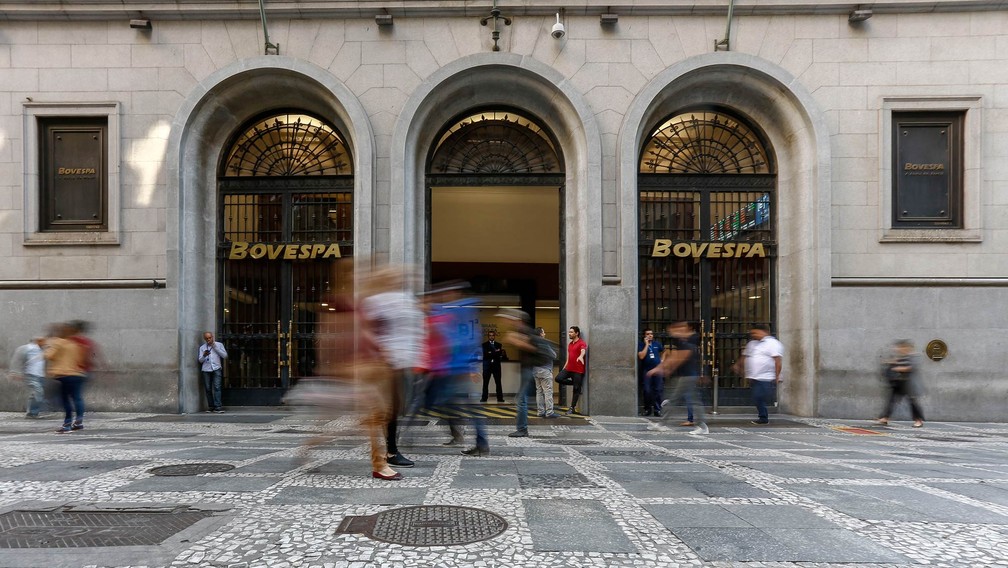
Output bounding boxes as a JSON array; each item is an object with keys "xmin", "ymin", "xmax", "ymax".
[
  {"xmin": 619, "ymin": 53, "xmax": 832, "ymax": 417},
  {"xmin": 390, "ymin": 53, "xmax": 602, "ymax": 395},
  {"xmin": 167, "ymin": 56, "xmax": 374, "ymax": 413}
]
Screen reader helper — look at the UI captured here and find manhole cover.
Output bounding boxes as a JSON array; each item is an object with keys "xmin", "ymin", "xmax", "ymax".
[
  {"xmin": 535, "ymin": 438, "xmax": 599, "ymax": 446},
  {"xmin": 148, "ymin": 463, "xmax": 235, "ymax": 476},
  {"xmin": 336, "ymin": 505, "xmax": 507, "ymax": 546},
  {"xmin": 0, "ymin": 507, "xmax": 211, "ymax": 548}
]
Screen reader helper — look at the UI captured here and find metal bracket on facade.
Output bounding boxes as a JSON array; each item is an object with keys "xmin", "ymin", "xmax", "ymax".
[
  {"xmin": 258, "ymin": 0, "xmax": 280, "ymax": 55},
  {"xmin": 480, "ymin": 0, "xmax": 512, "ymax": 52},
  {"xmin": 714, "ymin": 0, "xmax": 735, "ymax": 51}
]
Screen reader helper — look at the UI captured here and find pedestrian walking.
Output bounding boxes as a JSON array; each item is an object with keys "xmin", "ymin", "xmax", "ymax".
[
  {"xmin": 734, "ymin": 324, "xmax": 783, "ymax": 425},
  {"xmin": 44, "ymin": 323, "xmax": 87, "ymax": 433},
  {"xmin": 648, "ymin": 321, "xmax": 708, "ymax": 435},
  {"xmin": 876, "ymin": 340, "xmax": 925, "ymax": 428},
  {"xmin": 502, "ymin": 311, "xmax": 552, "ymax": 437},
  {"xmin": 198, "ymin": 331, "xmax": 228, "ymax": 413},
  {"xmin": 532, "ymin": 327, "xmax": 558, "ymax": 418},
  {"xmin": 555, "ymin": 326, "xmax": 587, "ymax": 415},
  {"xmin": 8, "ymin": 336, "xmax": 47, "ymax": 418}
]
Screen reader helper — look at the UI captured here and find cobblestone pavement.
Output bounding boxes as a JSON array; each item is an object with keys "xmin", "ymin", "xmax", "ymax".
[{"xmin": 1, "ymin": 409, "xmax": 1007, "ymax": 568}]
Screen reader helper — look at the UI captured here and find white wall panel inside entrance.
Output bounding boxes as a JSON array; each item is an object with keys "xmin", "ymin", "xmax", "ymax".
[{"xmin": 431, "ymin": 186, "xmax": 560, "ymax": 264}]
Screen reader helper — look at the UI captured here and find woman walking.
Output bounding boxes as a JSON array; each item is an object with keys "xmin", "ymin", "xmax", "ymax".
[
  {"xmin": 877, "ymin": 340, "xmax": 924, "ymax": 428},
  {"xmin": 44, "ymin": 323, "xmax": 87, "ymax": 433}
]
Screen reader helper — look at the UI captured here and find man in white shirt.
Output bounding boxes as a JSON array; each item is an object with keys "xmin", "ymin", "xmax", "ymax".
[
  {"xmin": 9, "ymin": 337, "xmax": 47, "ymax": 417},
  {"xmin": 736, "ymin": 324, "xmax": 783, "ymax": 425},
  {"xmin": 198, "ymin": 332, "xmax": 228, "ymax": 413}
]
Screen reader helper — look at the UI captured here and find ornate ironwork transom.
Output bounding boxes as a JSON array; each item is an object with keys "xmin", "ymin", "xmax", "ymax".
[
  {"xmin": 222, "ymin": 113, "xmax": 351, "ymax": 177},
  {"xmin": 640, "ymin": 111, "xmax": 771, "ymax": 174},
  {"xmin": 429, "ymin": 111, "xmax": 561, "ymax": 174}
]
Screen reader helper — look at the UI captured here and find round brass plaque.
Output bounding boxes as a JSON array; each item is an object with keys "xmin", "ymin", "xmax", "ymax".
[{"xmin": 925, "ymin": 340, "xmax": 948, "ymax": 361}]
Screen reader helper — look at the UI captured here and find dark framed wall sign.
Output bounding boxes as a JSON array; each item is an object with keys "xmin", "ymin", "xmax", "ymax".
[
  {"xmin": 39, "ymin": 116, "xmax": 108, "ymax": 232},
  {"xmin": 891, "ymin": 111, "xmax": 963, "ymax": 229}
]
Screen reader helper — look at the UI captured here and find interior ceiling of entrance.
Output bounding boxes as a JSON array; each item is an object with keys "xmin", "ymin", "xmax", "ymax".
[{"xmin": 432, "ymin": 186, "xmax": 559, "ymax": 264}]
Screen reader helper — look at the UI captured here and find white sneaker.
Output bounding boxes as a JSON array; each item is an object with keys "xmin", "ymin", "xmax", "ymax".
[
  {"xmin": 646, "ymin": 422, "xmax": 668, "ymax": 432},
  {"xmin": 690, "ymin": 423, "xmax": 709, "ymax": 435}
]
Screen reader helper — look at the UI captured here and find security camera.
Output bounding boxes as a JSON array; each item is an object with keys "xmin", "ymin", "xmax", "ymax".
[{"xmin": 551, "ymin": 13, "xmax": 565, "ymax": 39}]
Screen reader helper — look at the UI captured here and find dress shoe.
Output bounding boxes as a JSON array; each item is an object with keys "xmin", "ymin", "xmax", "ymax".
[
  {"xmin": 508, "ymin": 430, "xmax": 528, "ymax": 438},
  {"xmin": 372, "ymin": 470, "xmax": 403, "ymax": 481},
  {"xmin": 387, "ymin": 453, "xmax": 414, "ymax": 468},
  {"xmin": 750, "ymin": 419, "xmax": 769, "ymax": 425},
  {"xmin": 461, "ymin": 446, "xmax": 489, "ymax": 456},
  {"xmin": 442, "ymin": 437, "xmax": 464, "ymax": 446}
]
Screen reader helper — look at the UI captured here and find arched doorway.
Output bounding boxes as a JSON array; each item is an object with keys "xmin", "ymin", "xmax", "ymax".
[
  {"xmin": 216, "ymin": 111, "xmax": 354, "ymax": 406},
  {"xmin": 426, "ymin": 109, "xmax": 565, "ymax": 398},
  {"xmin": 638, "ymin": 109, "xmax": 776, "ymax": 413}
]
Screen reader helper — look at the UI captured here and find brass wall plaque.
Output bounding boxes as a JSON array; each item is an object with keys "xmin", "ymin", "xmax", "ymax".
[{"xmin": 925, "ymin": 339, "xmax": 948, "ymax": 361}]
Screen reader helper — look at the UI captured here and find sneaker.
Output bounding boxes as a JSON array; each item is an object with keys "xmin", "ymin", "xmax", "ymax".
[
  {"xmin": 750, "ymin": 419, "xmax": 769, "ymax": 425},
  {"xmin": 543, "ymin": 413, "xmax": 559, "ymax": 419},
  {"xmin": 461, "ymin": 446, "xmax": 490, "ymax": 456},
  {"xmin": 56, "ymin": 426, "xmax": 72, "ymax": 433},
  {"xmin": 563, "ymin": 407, "xmax": 577, "ymax": 416},
  {"xmin": 690, "ymin": 423, "xmax": 709, "ymax": 435},
  {"xmin": 386, "ymin": 453, "xmax": 414, "ymax": 468},
  {"xmin": 212, "ymin": 408, "xmax": 225, "ymax": 414},
  {"xmin": 442, "ymin": 437, "xmax": 464, "ymax": 446},
  {"xmin": 913, "ymin": 420, "xmax": 924, "ymax": 428},
  {"xmin": 507, "ymin": 430, "xmax": 529, "ymax": 438},
  {"xmin": 646, "ymin": 422, "xmax": 668, "ymax": 432},
  {"xmin": 536, "ymin": 413, "xmax": 546, "ymax": 417},
  {"xmin": 25, "ymin": 413, "xmax": 40, "ymax": 419},
  {"xmin": 71, "ymin": 422, "xmax": 84, "ymax": 431}
]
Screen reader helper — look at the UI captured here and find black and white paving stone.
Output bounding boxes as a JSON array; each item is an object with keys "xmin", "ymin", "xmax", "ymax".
[{"xmin": 0, "ymin": 410, "xmax": 1006, "ymax": 567}]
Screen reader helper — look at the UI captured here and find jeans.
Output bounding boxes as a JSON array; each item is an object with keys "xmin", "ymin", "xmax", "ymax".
[
  {"xmin": 201, "ymin": 368, "xmax": 223, "ymax": 410},
  {"xmin": 25, "ymin": 374, "xmax": 46, "ymax": 415},
  {"xmin": 534, "ymin": 370, "xmax": 554, "ymax": 415},
  {"xmin": 515, "ymin": 365, "xmax": 534, "ymax": 432},
  {"xmin": 57, "ymin": 375, "xmax": 85, "ymax": 426},
  {"xmin": 642, "ymin": 373, "xmax": 664, "ymax": 414},
  {"xmin": 751, "ymin": 379, "xmax": 776, "ymax": 422},
  {"xmin": 664, "ymin": 375, "xmax": 705, "ymax": 425}
]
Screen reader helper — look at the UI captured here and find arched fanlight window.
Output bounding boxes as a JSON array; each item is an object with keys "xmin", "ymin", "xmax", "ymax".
[
  {"xmin": 640, "ymin": 111, "xmax": 771, "ymax": 174},
  {"xmin": 222, "ymin": 113, "xmax": 351, "ymax": 176},
  {"xmin": 429, "ymin": 111, "xmax": 562, "ymax": 174}
]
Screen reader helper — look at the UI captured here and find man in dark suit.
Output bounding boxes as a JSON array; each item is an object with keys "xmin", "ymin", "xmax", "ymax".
[{"xmin": 480, "ymin": 330, "xmax": 507, "ymax": 402}]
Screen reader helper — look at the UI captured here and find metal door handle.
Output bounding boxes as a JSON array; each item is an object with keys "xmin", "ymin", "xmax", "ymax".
[
  {"xmin": 287, "ymin": 320, "xmax": 294, "ymax": 377},
  {"xmin": 276, "ymin": 320, "xmax": 283, "ymax": 378}
]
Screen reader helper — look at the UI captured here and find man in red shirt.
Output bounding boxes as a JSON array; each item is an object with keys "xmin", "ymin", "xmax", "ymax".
[{"xmin": 555, "ymin": 326, "xmax": 587, "ymax": 415}]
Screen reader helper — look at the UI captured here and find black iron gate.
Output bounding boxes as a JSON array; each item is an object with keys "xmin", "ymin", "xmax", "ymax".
[
  {"xmin": 638, "ymin": 175, "xmax": 775, "ymax": 411},
  {"xmin": 215, "ymin": 111, "xmax": 354, "ymax": 406}
]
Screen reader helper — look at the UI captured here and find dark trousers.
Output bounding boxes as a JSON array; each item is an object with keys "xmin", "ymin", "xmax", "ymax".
[
  {"xmin": 642, "ymin": 373, "xmax": 664, "ymax": 414},
  {"xmin": 57, "ymin": 375, "xmax": 86, "ymax": 426},
  {"xmin": 882, "ymin": 380, "xmax": 924, "ymax": 421},
  {"xmin": 555, "ymin": 370, "xmax": 585, "ymax": 409},
  {"xmin": 751, "ymin": 379, "xmax": 775, "ymax": 422},
  {"xmin": 481, "ymin": 366, "xmax": 504, "ymax": 402},
  {"xmin": 387, "ymin": 370, "xmax": 406, "ymax": 455}
]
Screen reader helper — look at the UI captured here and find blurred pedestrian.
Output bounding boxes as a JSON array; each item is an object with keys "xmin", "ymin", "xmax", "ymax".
[
  {"xmin": 44, "ymin": 323, "xmax": 87, "ymax": 433},
  {"xmin": 501, "ymin": 310, "xmax": 551, "ymax": 437},
  {"xmin": 638, "ymin": 328, "xmax": 664, "ymax": 416},
  {"xmin": 532, "ymin": 327, "xmax": 558, "ymax": 418},
  {"xmin": 198, "ymin": 331, "xmax": 228, "ymax": 413},
  {"xmin": 8, "ymin": 336, "xmax": 47, "ymax": 418},
  {"xmin": 650, "ymin": 321, "xmax": 707, "ymax": 435},
  {"xmin": 68, "ymin": 320, "xmax": 102, "ymax": 381},
  {"xmin": 555, "ymin": 326, "xmax": 587, "ymax": 415},
  {"xmin": 360, "ymin": 265, "xmax": 423, "ymax": 470},
  {"xmin": 734, "ymin": 324, "xmax": 783, "ymax": 425},
  {"xmin": 876, "ymin": 340, "xmax": 925, "ymax": 428},
  {"xmin": 480, "ymin": 330, "xmax": 507, "ymax": 403}
]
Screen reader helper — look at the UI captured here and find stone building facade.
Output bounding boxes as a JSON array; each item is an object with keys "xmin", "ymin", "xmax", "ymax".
[{"xmin": 1, "ymin": 1, "xmax": 1006, "ymax": 420}]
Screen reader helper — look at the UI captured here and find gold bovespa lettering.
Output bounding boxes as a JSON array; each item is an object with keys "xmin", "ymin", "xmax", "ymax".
[
  {"xmin": 904, "ymin": 163, "xmax": 945, "ymax": 171},
  {"xmin": 229, "ymin": 242, "xmax": 249, "ymax": 260},
  {"xmin": 649, "ymin": 240, "xmax": 767, "ymax": 258},
  {"xmin": 322, "ymin": 243, "xmax": 342, "ymax": 258},
  {"xmin": 283, "ymin": 244, "xmax": 298, "ymax": 260},
  {"xmin": 249, "ymin": 244, "xmax": 267, "ymax": 259},
  {"xmin": 311, "ymin": 244, "xmax": 326, "ymax": 257},
  {"xmin": 651, "ymin": 239, "xmax": 672, "ymax": 257},
  {"xmin": 57, "ymin": 167, "xmax": 97, "ymax": 175}
]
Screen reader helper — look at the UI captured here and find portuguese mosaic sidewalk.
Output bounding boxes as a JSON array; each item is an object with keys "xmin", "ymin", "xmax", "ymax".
[{"xmin": 0, "ymin": 408, "xmax": 1007, "ymax": 568}]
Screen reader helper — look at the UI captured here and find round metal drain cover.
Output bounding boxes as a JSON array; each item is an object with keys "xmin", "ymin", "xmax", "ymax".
[
  {"xmin": 148, "ymin": 463, "xmax": 235, "ymax": 476},
  {"xmin": 536, "ymin": 438, "xmax": 599, "ymax": 446},
  {"xmin": 337, "ymin": 505, "xmax": 507, "ymax": 546}
]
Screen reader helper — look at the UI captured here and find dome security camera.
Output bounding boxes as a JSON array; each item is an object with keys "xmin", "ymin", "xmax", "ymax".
[{"xmin": 551, "ymin": 13, "xmax": 565, "ymax": 39}]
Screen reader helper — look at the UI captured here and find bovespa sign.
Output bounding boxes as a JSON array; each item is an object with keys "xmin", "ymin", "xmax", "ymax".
[
  {"xmin": 228, "ymin": 242, "xmax": 342, "ymax": 260},
  {"xmin": 651, "ymin": 240, "xmax": 767, "ymax": 259}
]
